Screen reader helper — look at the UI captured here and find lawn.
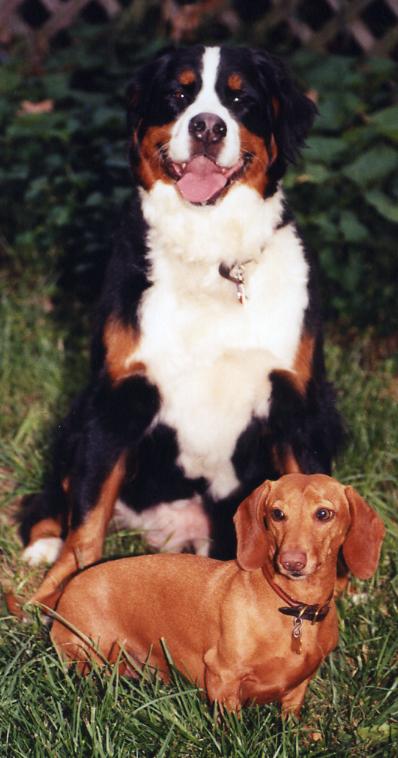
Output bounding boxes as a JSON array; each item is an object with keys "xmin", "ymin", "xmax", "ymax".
[{"xmin": 0, "ymin": 255, "xmax": 397, "ymax": 757}]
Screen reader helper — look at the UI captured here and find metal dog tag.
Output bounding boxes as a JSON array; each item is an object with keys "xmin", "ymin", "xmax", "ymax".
[
  {"xmin": 218, "ymin": 262, "xmax": 248, "ymax": 305},
  {"xmin": 229, "ymin": 264, "xmax": 246, "ymax": 305},
  {"xmin": 292, "ymin": 617, "xmax": 303, "ymax": 640}
]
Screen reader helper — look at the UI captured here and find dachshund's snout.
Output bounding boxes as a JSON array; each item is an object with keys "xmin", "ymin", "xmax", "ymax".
[{"xmin": 279, "ymin": 550, "xmax": 307, "ymax": 573}]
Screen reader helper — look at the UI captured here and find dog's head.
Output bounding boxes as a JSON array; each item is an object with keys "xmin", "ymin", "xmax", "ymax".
[
  {"xmin": 127, "ymin": 45, "xmax": 316, "ymax": 204},
  {"xmin": 234, "ymin": 473, "xmax": 385, "ymax": 581}
]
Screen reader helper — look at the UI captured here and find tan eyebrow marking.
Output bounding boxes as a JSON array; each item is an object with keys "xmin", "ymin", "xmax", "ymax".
[
  {"xmin": 178, "ymin": 69, "xmax": 196, "ymax": 85},
  {"xmin": 228, "ymin": 73, "xmax": 243, "ymax": 91}
]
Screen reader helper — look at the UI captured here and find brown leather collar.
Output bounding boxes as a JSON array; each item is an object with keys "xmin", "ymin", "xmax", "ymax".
[{"xmin": 262, "ymin": 564, "xmax": 333, "ymax": 623}]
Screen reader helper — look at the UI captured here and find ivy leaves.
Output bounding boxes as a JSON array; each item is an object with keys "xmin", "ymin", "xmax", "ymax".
[{"xmin": 286, "ymin": 52, "xmax": 398, "ymax": 332}]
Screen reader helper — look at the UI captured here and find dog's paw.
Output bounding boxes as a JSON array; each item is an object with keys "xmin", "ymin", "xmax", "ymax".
[{"xmin": 22, "ymin": 537, "xmax": 63, "ymax": 566}]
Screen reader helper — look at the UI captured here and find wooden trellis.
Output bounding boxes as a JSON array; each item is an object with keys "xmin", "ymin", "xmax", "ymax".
[
  {"xmin": 1, "ymin": 0, "xmax": 398, "ymax": 57},
  {"xmin": 0, "ymin": 0, "xmax": 120, "ymax": 51}
]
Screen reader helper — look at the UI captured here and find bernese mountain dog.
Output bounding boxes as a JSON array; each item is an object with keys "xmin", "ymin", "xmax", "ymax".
[{"xmin": 19, "ymin": 45, "xmax": 343, "ymax": 603}]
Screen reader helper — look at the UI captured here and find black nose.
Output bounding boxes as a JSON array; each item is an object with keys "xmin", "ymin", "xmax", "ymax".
[{"xmin": 188, "ymin": 112, "xmax": 227, "ymax": 144}]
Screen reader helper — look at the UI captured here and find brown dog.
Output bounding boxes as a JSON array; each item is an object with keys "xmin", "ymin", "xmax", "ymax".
[{"xmin": 49, "ymin": 474, "xmax": 384, "ymax": 715}]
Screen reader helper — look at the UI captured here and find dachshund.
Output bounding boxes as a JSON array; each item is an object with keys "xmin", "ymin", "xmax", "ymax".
[{"xmin": 49, "ymin": 474, "xmax": 384, "ymax": 715}]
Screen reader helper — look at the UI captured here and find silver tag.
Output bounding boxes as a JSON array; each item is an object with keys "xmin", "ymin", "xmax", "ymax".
[
  {"xmin": 229, "ymin": 264, "xmax": 246, "ymax": 305},
  {"xmin": 219, "ymin": 261, "xmax": 250, "ymax": 305},
  {"xmin": 292, "ymin": 617, "xmax": 303, "ymax": 640}
]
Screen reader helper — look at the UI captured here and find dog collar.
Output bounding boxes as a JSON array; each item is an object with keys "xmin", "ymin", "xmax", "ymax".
[
  {"xmin": 219, "ymin": 260, "xmax": 252, "ymax": 305},
  {"xmin": 278, "ymin": 603, "xmax": 331, "ymax": 623},
  {"xmin": 262, "ymin": 564, "xmax": 333, "ymax": 643}
]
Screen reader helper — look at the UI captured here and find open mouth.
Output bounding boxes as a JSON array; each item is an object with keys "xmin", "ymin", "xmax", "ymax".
[{"xmin": 166, "ymin": 154, "xmax": 249, "ymax": 205}]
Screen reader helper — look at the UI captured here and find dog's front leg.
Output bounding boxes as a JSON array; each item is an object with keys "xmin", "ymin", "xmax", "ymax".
[
  {"xmin": 280, "ymin": 676, "xmax": 312, "ymax": 718},
  {"xmin": 30, "ymin": 455, "xmax": 126, "ymax": 605},
  {"xmin": 30, "ymin": 376, "xmax": 160, "ymax": 606},
  {"xmin": 269, "ymin": 366, "xmax": 343, "ymax": 476},
  {"xmin": 272, "ymin": 443, "xmax": 302, "ymax": 475},
  {"xmin": 204, "ymin": 648, "xmax": 245, "ymax": 713}
]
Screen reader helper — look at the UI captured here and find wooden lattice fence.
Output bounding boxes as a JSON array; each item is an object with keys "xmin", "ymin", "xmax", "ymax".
[{"xmin": 1, "ymin": 0, "xmax": 398, "ymax": 57}]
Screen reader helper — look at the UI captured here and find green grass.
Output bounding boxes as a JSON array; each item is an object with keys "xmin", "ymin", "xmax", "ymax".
[{"xmin": 0, "ymin": 264, "xmax": 397, "ymax": 756}]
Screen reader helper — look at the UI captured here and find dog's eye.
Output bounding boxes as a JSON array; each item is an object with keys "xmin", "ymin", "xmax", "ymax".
[
  {"xmin": 229, "ymin": 91, "xmax": 252, "ymax": 109},
  {"xmin": 173, "ymin": 89, "xmax": 187, "ymax": 102},
  {"xmin": 315, "ymin": 508, "xmax": 334, "ymax": 522},
  {"xmin": 271, "ymin": 508, "xmax": 285, "ymax": 522}
]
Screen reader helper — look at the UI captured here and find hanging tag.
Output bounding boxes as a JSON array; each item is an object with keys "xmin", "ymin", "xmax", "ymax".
[
  {"xmin": 292, "ymin": 617, "xmax": 303, "ymax": 640},
  {"xmin": 229, "ymin": 263, "xmax": 246, "ymax": 305},
  {"xmin": 236, "ymin": 281, "xmax": 246, "ymax": 305},
  {"xmin": 219, "ymin": 262, "xmax": 248, "ymax": 305},
  {"xmin": 291, "ymin": 617, "xmax": 303, "ymax": 654}
]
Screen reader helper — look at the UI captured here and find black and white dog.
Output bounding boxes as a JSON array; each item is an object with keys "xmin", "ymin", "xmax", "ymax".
[{"xmin": 19, "ymin": 45, "xmax": 343, "ymax": 602}]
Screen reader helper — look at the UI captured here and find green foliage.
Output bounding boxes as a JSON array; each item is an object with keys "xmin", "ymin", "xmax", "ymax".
[
  {"xmin": 0, "ymin": 25, "xmax": 143, "ymax": 299},
  {"xmin": 286, "ymin": 52, "xmax": 398, "ymax": 333}
]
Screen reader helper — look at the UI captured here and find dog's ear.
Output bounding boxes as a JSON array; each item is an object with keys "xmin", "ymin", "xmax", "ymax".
[
  {"xmin": 126, "ymin": 48, "xmax": 175, "ymax": 133},
  {"xmin": 272, "ymin": 66, "xmax": 317, "ymax": 165},
  {"xmin": 269, "ymin": 54, "xmax": 317, "ymax": 164},
  {"xmin": 342, "ymin": 486, "xmax": 385, "ymax": 579},
  {"xmin": 126, "ymin": 60, "xmax": 159, "ymax": 133},
  {"xmin": 234, "ymin": 482, "xmax": 271, "ymax": 571},
  {"xmin": 252, "ymin": 50, "xmax": 317, "ymax": 180}
]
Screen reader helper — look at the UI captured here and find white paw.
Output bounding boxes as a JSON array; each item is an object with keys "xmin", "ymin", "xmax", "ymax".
[
  {"xmin": 193, "ymin": 538, "xmax": 210, "ymax": 557},
  {"xmin": 113, "ymin": 497, "xmax": 211, "ymax": 554},
  {"xmin": 22, "ymin": 537, "xmax": 63, "ymax": 566}
]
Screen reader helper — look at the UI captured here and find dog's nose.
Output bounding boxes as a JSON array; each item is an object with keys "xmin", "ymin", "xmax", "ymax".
[
  {"xmin": 280, "ymin": 551, "xmax": 307, "ymax": 572},
  {"xmin": 188, "ymin": 112, "xmax": 227, "ymax": 144}
]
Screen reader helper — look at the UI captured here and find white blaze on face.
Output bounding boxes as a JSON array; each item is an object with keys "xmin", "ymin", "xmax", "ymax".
[{"xmin": 169, "ymin": 47, "xmax": 241, "ymax": 167}]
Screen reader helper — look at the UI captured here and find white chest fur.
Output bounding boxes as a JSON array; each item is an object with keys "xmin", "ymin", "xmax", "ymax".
[{"xmin": 135, "ymin": 183, "xmax": 309, "ymax": 499}]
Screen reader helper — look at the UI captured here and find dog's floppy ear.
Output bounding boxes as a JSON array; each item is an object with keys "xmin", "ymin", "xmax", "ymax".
[
  {"xmin": 269, "ymin": 55, "xmax": 317, "ymax": 164},
  {"xmin": 342, "ymin": 486, "xmax": 385, "ymax": 579},
  {"xmin": 234, "ymin": 482, "xmax": 271, "ymax": 571},
  {"xmin": 126, "ymin": 60, "xmax": 159, "ymax": 133},
  {"xmin": 126, "ymin": 48, "xmax": 175, "ymax": 133},
  {"xmin": 252, "ymin": 49, "xmax": 317, "ymax": 181}
]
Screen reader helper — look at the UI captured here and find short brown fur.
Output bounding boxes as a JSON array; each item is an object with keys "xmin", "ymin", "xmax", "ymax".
[{"xmin": 49, "ymin": 474, "xmax": 384, "ymax": 715}]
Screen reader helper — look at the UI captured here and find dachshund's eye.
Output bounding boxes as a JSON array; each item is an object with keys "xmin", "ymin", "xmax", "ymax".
[
  {"xmin": 271, "ymin": 508, "xmax": 285, "ymax": 522},
  {"xmin": 315, "ymin": 508, "xmax": 334, "ymax": 522}
]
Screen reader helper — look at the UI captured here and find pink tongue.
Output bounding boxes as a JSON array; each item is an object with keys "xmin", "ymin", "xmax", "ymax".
[{"xmin": 177, "ymin": 155, "xmax": 227, "ymax": 204}]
